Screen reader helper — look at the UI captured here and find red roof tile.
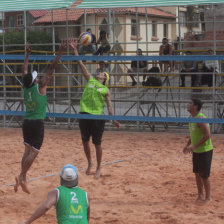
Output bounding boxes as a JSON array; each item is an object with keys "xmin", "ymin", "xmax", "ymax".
[
  {"xmin": 34, "ymin": 7, "xmax": 175, "ymax": 24},
  {"xmin": 29, "ymin": 10, "xmax": 47, "ymax": 18}
]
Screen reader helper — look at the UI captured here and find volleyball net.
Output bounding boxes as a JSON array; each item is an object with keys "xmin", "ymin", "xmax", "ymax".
[{"xmin": 0, "ymin": 53, "xmax": 224, "ymax": 133}]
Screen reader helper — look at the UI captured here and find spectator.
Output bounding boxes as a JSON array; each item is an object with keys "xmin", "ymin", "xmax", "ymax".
[
  {"xmin": 180, "ymin": 51, "xmax": 198, "ymax": 87},
  {"xmin": 94, "ymin": 30, "xmax": 111, "ymax": 55},
  {"xmin": 201, "ymin": 49, "xmax": 219, "ymax": 87},
  {"xmin": 128, "ymin": 48, "xmax": 147, "ymax": 86},
  {"xmin": 80, "ymin": 28, "xmax": 96, "ymax": 55},
  {"xmin": 159, "ymin": 37, "xmax": 173, "ymax": 72},
  {"xmin": 19, "ymin": 164, "xmax": 90, "ymax": 224},
  {"xmin": 96, "ymin": 61, "xmax": 109, "ymax": 74}
]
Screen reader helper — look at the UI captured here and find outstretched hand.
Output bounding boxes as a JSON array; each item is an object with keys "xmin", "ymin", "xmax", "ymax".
[
  {"xmin": 59, "ymin": 40, "xmax": 67, "ymax": 51},
  {"xmin": 69, "ymin": 38, "xmax": 78, "ymax": 50}
]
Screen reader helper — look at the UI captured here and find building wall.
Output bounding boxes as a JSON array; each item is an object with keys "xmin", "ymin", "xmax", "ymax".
[{"xmin": 204, "ymin": 5, "xmax": 224, "ymax": 32}]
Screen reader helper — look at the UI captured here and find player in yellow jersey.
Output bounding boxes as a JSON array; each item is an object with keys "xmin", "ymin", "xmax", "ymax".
[
  {"xmin": 69, "ymin": 39, "xmax": 121, "ymax": 179},
  {"xmin": 183, "ymin": 98, "xmax": 213, "ymax": 202}
]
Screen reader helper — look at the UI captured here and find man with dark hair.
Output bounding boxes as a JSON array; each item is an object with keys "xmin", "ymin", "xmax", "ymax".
[
  {"xmin": 180, "ymin": 51, "xmax": 198, "ymax": 87},
  {"xmin": 201, "ymin": 49, "xmax": 219, "ymax": 87},
  {"xmin": 19, "ymin": 164, "xmax": 90, "ymax": 224},
  {"xmin": 128, "ymin": 48, "xmax": 147, "ymax": 86},
  {"xmin": 14, "ymin": 41, "xmax": 66, "ymax": 194},
  {"xmin": 183, "ymin": 98, "xmax": 213, "ymax": 202},
  {"xmin": 80, "ymin": 28, "xmax": 96, "ymax": 55},
  {"xmin": 69, "ymin": 39, "xmax": 121, "ymax": 179}
]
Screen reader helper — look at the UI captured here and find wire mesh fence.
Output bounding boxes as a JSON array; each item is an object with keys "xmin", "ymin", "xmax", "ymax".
[{"xmin": 1, "ymin": 5, "xmax": 224, "ymax": 133}]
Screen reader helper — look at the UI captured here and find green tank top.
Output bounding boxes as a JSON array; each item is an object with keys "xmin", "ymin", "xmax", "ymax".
[
  {"xmin": 80, "ymin": 77, "xmax": 108, "ymax": 115},
  {"xmin": 189, "ymin": 112, "xmax": 213, "ymax": 153},
  {"xmin": 24, "ymin": 84, "xmax": 47, "ymax": 120},
  {"xmin": 56, "ymin": 186, "xmax": 88, "ymax": 224}
]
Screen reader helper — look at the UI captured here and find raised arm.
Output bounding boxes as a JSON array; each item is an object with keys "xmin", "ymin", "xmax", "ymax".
[
  {"xmin": 39, "ymin": 41, "xmax": 66, "ymax": 91},
  {"xmin": 105, "ymin": 90, "xmax": 121, "ymax": 128},
  {"xmin": 69, "ymin": 38, "xmax": 92, "ymax": 81},
  {"xmin": 23, "ymin": 44, "xmax": 31, "ymax": 75}
]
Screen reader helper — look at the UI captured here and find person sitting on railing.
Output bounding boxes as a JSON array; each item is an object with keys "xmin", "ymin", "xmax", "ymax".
[
  {"xmin": 180, "ymin": 51, "xmax": 198, "ymax": 87},
  {"xmin": 128, "ymin": 48, "xmax": 148, "ymax": 86},
  {"xmin": 94, "ymin": 30, "xmax": 111, "ymax": 56},
  {"xmin": 80, "ymin": 28, "xmax": 97, "ymax": 55},
  {"xmin": 201, "ymin": 49, "xmax": 219, "ymax": 87}
]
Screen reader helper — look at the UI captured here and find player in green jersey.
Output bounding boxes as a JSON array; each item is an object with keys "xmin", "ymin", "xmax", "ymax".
[
  {"xmin": 19, "ymin": 164, "xmax": 90, "ymax": 224},
  {"xmin": 14, "ymin": 41, "xmax": 66, "ymax": 194},
  {"xmin": 183, "ymin": 98, "xmax": 213, "ymax": 202},
  {"xmin": 69, "ymin": 38, "xmax": 121, "ymax": 179}
]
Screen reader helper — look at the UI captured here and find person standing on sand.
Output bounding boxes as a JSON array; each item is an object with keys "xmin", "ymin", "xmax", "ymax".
[
  {"xmin": 69, "ymin": 38, "xmax": 121, "ymax": 179},
  {"xmin": 14, "ymin": 41, "xmax": 66, "ymax": 194},
  {"xmin": 19, "ymin": 164, "xmax": 90, "ymax": 224},
  {"xmin": 183, "ymin": 98, "xmax": 213, "ymax": 202}
]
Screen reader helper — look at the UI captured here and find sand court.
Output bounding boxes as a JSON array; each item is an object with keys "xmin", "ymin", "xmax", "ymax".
[{"xmin": 0, "ymin": 128, "xmax": 224, "ymax": 224}]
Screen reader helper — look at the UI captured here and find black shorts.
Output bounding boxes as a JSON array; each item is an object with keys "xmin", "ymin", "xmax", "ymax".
[
  {"xmin": 22, "ymin": 119, "xmax": 44, "ymax": 151},
  {"xmin": 193, "ymin": 150, "xmax": 213, "ymax": 178},
  {"xmin": 79, "ymin": 118, "xmax": 105, "ymax": 145}
]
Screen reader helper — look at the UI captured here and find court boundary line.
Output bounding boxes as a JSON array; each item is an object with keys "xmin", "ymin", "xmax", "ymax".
[
  {"xmin": 1, "ymin": 155, "xmax": 223, "ymax": 189},
  {"xmin": 0, "ymin": 158, "xmax": 132, "ymax": 188}
]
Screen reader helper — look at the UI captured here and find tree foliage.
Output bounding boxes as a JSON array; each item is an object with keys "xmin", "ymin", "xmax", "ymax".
[
  {"xmin": 0, "ymin": 29, "xmax": 59, "ymax": 53},
  {"xmin": 186, "ymin": 6, "xmax": 197, "ymax": 31}
]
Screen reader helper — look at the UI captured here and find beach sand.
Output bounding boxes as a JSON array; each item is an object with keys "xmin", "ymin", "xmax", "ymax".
[{"xmin": 0, "ymin": 128, "xmax": 224, "ymax": 224}]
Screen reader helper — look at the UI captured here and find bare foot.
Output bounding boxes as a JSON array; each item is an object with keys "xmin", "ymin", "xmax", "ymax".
[
  {"xmin": 204, "ymin": 198, "xmax": 212, "ymax": 203},
  {"xmin": 14, "ymin": 176, "xmax": 20, "ymax": 193},
  {"xmin": 94, "ymin": 168, "xmax": 101, "ymax": 179},
  {"xmin": 86, "ymin": 163, "xmax": 92, "ymax": 175},
  {"xmin": 196, "ymin": 194, "xmax": 204, "ymax": 201},
  {"xmin": 20, "ymin": 180, "xmax": 30, "ymax": 194}
]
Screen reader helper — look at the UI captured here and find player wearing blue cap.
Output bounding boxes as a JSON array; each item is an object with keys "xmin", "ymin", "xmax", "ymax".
[{"xmin": 19, "ymin": 164, "xmax": 90, "ymax": 224}]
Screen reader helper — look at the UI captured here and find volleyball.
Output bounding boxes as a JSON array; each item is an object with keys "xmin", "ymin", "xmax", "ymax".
[{"xmin": 78, "ymin": 32, "xmax": 92, "ymax": 46}]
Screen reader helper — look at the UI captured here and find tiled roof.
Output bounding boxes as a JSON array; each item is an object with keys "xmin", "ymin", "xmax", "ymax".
[
  {"xmin": 29, "ymin": 10, "xmax": 47, "ymax": 18},
  {"xmin": 34, "ymin": 7, "xmax": 175, "ymax": 23},
  {"xmin": 34, "ymin": 9, "xmax": 83, "ymax": 23}
]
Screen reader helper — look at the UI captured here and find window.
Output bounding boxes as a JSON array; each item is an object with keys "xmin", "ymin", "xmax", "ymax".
[
  {"xmin": 6, "ymin": 16, "xmax": 14, "ymax": 28},
  {"xmin": 179, "ymin": 11, "xmax": 186, "ymax": 27},
  {"xmin": 163, "ymin": 24, "xmax": 168, "ymax": 38},
  {"xmin": 152, "ymin": 21, "xmax": 157, "ymax": 37},
  {"xmin": 131, "ymin": 19, "xmax": 140, "ymax": 36},
  {"xmin": 193, "ymin": 13, "xmax": 200, "ymax": 28},
  {"xmin": 17, "ymin": 14, "xmax": 24, "ymax": 26}
]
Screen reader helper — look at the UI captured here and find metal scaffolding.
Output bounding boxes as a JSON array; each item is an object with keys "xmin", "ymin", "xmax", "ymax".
[{"xmin": 0, "ymin": 5, "xmax": 224, "ymax": 133}]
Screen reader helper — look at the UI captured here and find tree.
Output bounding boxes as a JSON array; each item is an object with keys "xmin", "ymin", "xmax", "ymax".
[
  {"xmin": 186, "ymin": 6, "xmax": 197, "ymax": 32},
  {"xmin": 0, "ymin": 30, "xmax": 59, "ymax": 53}
]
